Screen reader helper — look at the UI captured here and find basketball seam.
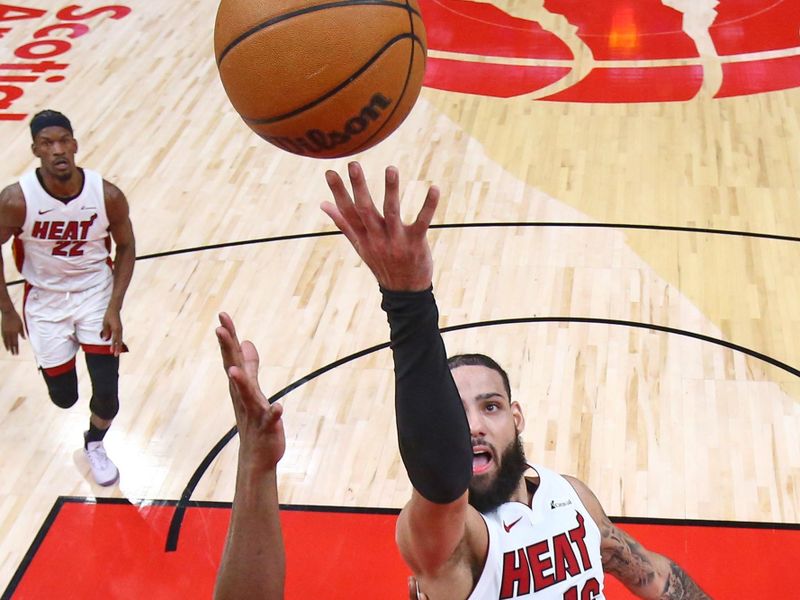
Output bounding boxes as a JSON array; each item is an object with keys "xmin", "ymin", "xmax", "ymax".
[
  {"xmin": 347, "ymin": 0, "xmax": 423, "ymax": 155},
  {"xmin": 216, "ymin": 0, "xmax": 423, "ymax": 65},
  {"xmin": 240, "ymin": 32, "xmax": 425, "ymax": 125}
]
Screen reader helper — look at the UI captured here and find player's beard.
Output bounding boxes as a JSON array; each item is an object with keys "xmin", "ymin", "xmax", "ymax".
[{"xmin": 468, "ymin": 434, "xmax": 528, "ymax": 513}]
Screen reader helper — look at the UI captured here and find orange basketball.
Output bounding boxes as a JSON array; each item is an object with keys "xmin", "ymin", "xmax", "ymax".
[{"xmin": 214, "ymin": 0, "xmax": 427, "ymax": 159}]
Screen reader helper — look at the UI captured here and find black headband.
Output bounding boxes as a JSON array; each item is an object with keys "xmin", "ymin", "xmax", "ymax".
[{"xmin": 30, "ymin": 110, "xmax": 73, "ymax": 140}]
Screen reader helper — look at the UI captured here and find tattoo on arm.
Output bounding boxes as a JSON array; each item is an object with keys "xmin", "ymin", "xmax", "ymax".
[
  {"xmin": 601, "ymin": 521, "xmax": 658, "ymax": 588},
  {"xmin": 601, "ymin": 520, "xmax": 710, "ymax": 599},
  {"xmin": 660, "ymin": 563, "xmax": 710, "ymax": 599}
]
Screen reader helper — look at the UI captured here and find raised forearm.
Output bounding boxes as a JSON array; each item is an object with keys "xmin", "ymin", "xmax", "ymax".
[
  {"xmin": 214, "ymin": 465, "xmax": 285, "ymax": 600},
  {"xmin": 382, "ymin": 287, "xmax": 472, "ymax": 504}
]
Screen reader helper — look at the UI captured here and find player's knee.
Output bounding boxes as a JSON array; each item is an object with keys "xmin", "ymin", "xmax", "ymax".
[
  {"xmin": 89, "ymin": 393, "xmax": 119, "ymax": 420},
  {"xmin": 85, "ymin": 354, "xmax": 120, "ymax": 419},
  {"xmin": 42, "ymin": 369, "xmax": 79, "ymax": 409}
]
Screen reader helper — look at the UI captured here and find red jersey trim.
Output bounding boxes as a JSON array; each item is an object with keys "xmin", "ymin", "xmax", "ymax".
[
  {"xmin": 43, "ymin": 357, "xmax": 77, "ymax": 377},
  {"xmin": 81, "ymin": 343, "xmax": 129, "ymax": 355},
  {"xmin": 12, "ymin": 234, "xmax": 24, "ymax": 273},
  {"xmin": 21, "ymin": 281, "xmax": 31, "ymax": 333}
]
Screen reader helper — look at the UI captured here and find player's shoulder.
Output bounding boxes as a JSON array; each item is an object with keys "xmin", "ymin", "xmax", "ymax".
[
  {"xmin": 0, "ymin": 183, "xmax": 26, "ymax": 228},
  {"xmin": 100, "ymin": 177, "xmax": 130, "ymax": 221},
  {"xmin": 561, "ymin": 474, "xmax": 595, "ymax": 501},
  {"xmin": 101, "ymin": 177, "xmax": 126, "ymax": 203},
  {"xmin": 561, "ymin": 473, "xmax": 584, "ymax": 488},
  {"xmin": 0, "ymin": 183, "xmax": 25, "ymax": 213},
  {"xmin": 0, "ymin": 182, "xmax": 24, "ymax": 203},
  {"xmin": 559, "ymin": 474, "xmax": 613, "ymax": 531}
]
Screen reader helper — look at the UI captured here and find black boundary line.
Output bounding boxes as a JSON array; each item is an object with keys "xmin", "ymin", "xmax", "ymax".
[
  {"xmin": 164, "ymin": 315, "xmax": 800, "ymax": 551},
  {"xmin": 6, "ymin": 496, "xmax": 799, "ymax": 597},
  {"xmin": 33, "ymin": 495, "xmax": 800, "ymax": 529},
  {"xmin": 165, "ymin": 340, "xmax": 389, "ymax": 550},
  {"xmin": 7, "ymin": 220, "xmax": 800, "ymax": 287},
  {"xmin": 610, "ymin": 515, "xmax": 800, "ymax": 530},
  {"xmin": 164, "ymin": 425, "xmax": 240, "ymax": 550},
  {"xmin": 8, "ymin": 222, "xmax": 800, "ymax": 550},
  {"xmin": 218, "ymin": 0, "xmax": 422, "ymax": 65},
  {"xmin": 1, "ymin": 497, "xmax": 66, "ymax": 600},
  {"xmin": 7, "ymin": 496, "xmax": 800, "ymax": 597}
]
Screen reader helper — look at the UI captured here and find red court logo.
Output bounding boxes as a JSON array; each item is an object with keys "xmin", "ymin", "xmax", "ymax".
[
  {"xmin": 420, "ymin": 0, "xmax": 800, "ymax": 101},
  {"xmin": 0, "ymin": 3, "xmax": 133, "ymax": 121}
]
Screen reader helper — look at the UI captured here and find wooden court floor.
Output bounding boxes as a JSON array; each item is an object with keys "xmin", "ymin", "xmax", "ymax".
[{"xmin": 2, "ymin": 0, "xmax": 800, "ymax": 596}]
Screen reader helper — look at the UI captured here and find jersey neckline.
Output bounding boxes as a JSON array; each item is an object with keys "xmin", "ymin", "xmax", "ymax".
[{"xmin": 35, "ymin": 167, "xmax": 85, "ymax": 203}]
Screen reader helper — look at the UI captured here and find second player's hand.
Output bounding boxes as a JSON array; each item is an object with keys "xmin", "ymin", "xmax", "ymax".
[
  {"xmin": 101, "ymin": 307, "xmax": 123, "ymax": 356},
  {"xmin": 1, "ymin": 308, "xmax": 25, "ymax": 355},
  {"xmin": 216, "ymin": 312, "xmax": 286, "ymax": 471},
  {"xmin": 321, "ymin": 162, "xmax": 439, "ymax": 292}
]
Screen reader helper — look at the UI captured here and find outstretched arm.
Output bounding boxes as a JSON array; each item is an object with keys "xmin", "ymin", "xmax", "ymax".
[
  {"xmin": 213, "ymin": 312, "xmax": 286, "ymax": 600},
  {"xmin": 565, "ymin": 476, "xmax": 710, "ymax": 599},
  {"xmin": 322, "ymin": 164, "xmax": 478, "ymax": 587}
]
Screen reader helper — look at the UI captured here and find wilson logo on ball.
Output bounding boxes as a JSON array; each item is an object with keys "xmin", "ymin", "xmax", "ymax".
[
  {"xmin": 214, "ymin": 0, "xmax": 427, "ymax": 158},
  {"xmin": 260, "ymin": 93, "xmax": 393, "ymax": 156}
]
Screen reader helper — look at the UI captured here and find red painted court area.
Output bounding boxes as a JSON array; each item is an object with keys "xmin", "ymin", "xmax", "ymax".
[
  {"xmin": 5, "ymin": 498, "xmax": 800, "ymax": 598},
  {"xmin": 421, "ymin": 0, "xmax": 800, "ymax": 100}
]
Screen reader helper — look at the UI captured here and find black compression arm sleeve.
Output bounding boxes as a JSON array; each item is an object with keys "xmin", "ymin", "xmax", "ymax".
[{"xmin": 381, "ymin": 286, "xmax": 472, "ymax": 504}]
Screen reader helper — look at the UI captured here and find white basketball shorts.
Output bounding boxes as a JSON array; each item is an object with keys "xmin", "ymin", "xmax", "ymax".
[{"xmin": 23, "ymin": 276, "xmax": 114, "ymax": 370}]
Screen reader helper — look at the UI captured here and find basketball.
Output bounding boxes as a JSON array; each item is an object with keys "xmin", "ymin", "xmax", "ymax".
[{"xmin": 213, "ymin": 0, "xmax": 427, "ymax": 159}]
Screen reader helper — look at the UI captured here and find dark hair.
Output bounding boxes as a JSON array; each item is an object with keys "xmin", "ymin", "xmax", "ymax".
[
  {"xmin": 30, "ymin": 110, "xmax": 73, "ymax": 140},
  {"xmin": 447, "ymin": 353, "xmax": 511, "ymax": 401}
]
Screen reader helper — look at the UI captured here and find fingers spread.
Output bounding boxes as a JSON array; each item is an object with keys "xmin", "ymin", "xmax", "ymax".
[
  {"xmin": 320, "ymin": 201, "xmax": 359, "ymax": 249},
  {"xmin": 348, "ymin": 162, "xmax": 383, "ymax": 231},
  {"xmin": 325, "ymin": 169, "xmax": 370, "ymax": 239},
  {"xmin": 325, "ymin": 170, "xmax": 358, "ymax": 221},
  {"xmin": 324, "ymin": 170, "xmax": 350, "ymax": 211},
  {"xmin": 383, "ymin": 166, "xmax": 402, "ymax": 236},
  {"xmin": 411, "ymin": 185, "xmax": 440, "ymax": 236}
]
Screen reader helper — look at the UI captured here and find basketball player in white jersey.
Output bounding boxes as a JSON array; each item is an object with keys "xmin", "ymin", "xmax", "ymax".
[
  {"xmin": 0, "ymin": 110, "xmax": 135, "ymax": 486},
  {"xmin": 321, "ymin": 162, "xmax": 711, "ymax": 599}
]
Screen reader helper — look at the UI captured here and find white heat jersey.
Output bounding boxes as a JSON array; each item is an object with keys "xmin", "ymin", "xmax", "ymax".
[
  {"xmin": 468, "ymin": 465, "xmax": 605, "ymax": 600},
  {"xmin": 14, "ymin": 169, "xmax": 112, "ymax": 292}
]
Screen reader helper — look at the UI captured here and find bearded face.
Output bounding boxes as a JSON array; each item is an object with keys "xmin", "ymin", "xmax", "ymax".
[{"xmin": 468, "ymin": 433, "xmax": 528, "ymax": 513}]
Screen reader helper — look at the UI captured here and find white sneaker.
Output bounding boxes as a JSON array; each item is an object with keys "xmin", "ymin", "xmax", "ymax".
[{"xmin": 84, "ymin": 437, "xmax": 119, "ymax": 486}]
